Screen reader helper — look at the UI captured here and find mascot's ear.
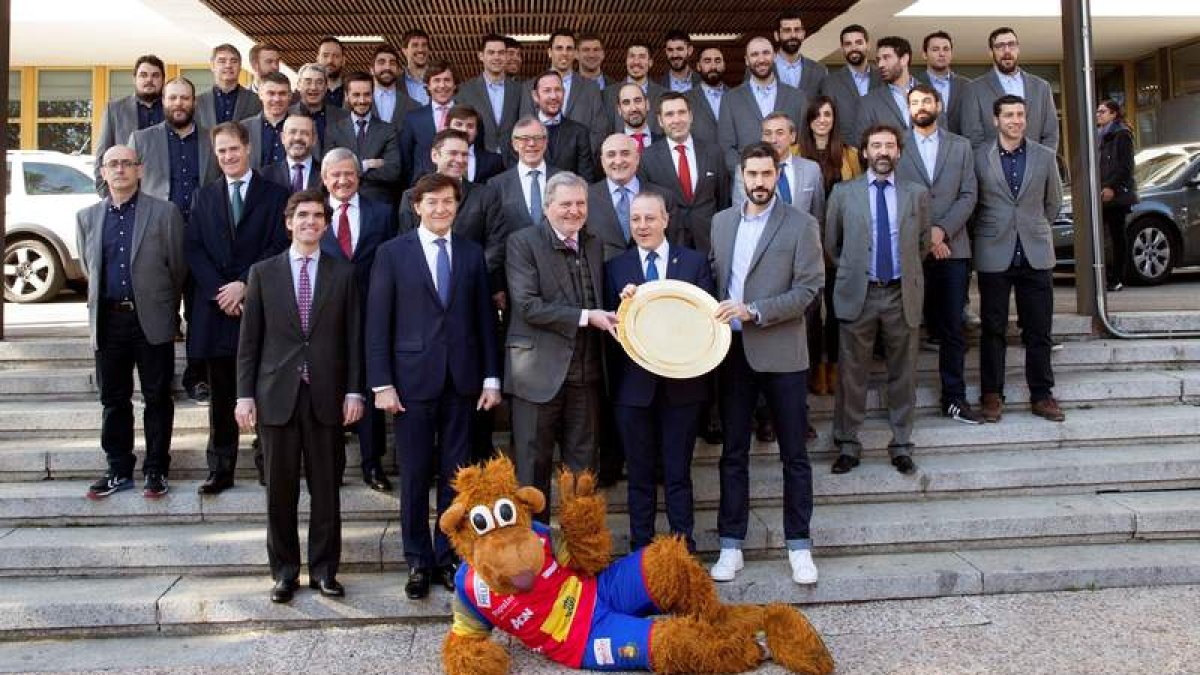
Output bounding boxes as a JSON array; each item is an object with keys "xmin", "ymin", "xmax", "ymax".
[
  {"xmin": 439, "ymin": 502, "xmax": 468, "ymax": 536},
  {"xmin": 515, "ymin": 486, "xmax": 545, "ymax": 516}
]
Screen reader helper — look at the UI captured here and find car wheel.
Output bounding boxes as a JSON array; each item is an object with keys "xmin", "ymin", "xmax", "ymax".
[
  {"xmin": 1127, "ymin": 218, "xmax": 1176, "ymax": 286},
  {"xmin": 3, "ymin": 238, "xmax": 66, "ymax": 303}
]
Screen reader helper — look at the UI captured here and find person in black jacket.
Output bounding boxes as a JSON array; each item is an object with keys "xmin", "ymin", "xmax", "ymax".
[{"xmin": 1097, "ymin": 99, "xmax": 1137, "ymax": 291}]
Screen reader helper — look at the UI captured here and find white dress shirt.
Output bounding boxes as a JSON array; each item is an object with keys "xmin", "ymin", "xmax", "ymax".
[
  {"xmin": 638, "ymin": 240, "xmax": 669, "ymax": 280},
  {"xmin": 327, "ymin": 193, "xmax": 361, "ymax": 252},
  {"xmin": 915, "ymin": 129, "xmax": 939, "ymax": 181},
  {"xmin": 519, "ymin": 161, "xmax": 549, "ymax": 213},
  {"xmin": 467, "ymin": 146, "xmax": 477, "ymax": 182},
  {"xmin": 995, "ymin": 67, "xmax": 1025, "ymax": 98}
]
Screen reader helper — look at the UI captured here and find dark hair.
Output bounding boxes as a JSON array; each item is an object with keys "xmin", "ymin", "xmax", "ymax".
[
  {"xmin": 479, "ymin": 33, "xmax": 507, "ymax": 51},
  {"xmin": 424, "ymin": 59, "xmax": 455, "ymax": 84},
  {"xmin": 657, "ymin": 90, "xmax": 691, "ymax": 114},
  {"xmin": 134, "ymin": 54, "xmax": 165, "ymax": 76},
  {"xmin": 431, "ymin": 128, "xmax": 470, "ymax": 151},
  {"xmin": 548, "ymin": 28, "xmax": 576, "ymax": 46},
  {"xmin": 858, "ymin": 124, "xmax": 904, "ymax": 155},
  {"xmin": 533, "ymin": 70, "xmax": 564, "ymax": 89},
  {"xmin": 876, "ymin": 36, "xmax": 912, "ymax": 61},
  {"xmin": 1099, "ymin": 99, "xmax": 1124, "ymax": 121},
  {"xmin": 922, "ymin": 30, "xmax": 953, "ymax": 52},
  {"xmin": 259, "ymin": 71, "xmax": 291, "ymax": 89},
  {"xmin": 285, "ymin": 190, "xmax": 330, "ymax": 222},
  {"xmin": 908, "ymin": 83, "xmax": 941, "ymax": 104},
  {"xmin": 776, "ymin": 9, "xmax": 805, "ymax": 31},
  {"xmin": 446, "ymin": 105, "xmax": 482, "ymax": 129},
  {"xmin": 739, "ymin": 142, "xmax": 777, "ymax": 169},
  {"xmin": 211, "ymin": 44, "xmax": 241, "ymax": 61},
  {"xmin": 578, "ymin": 32, "xmax": 603, "ymax": 45},
  {"xmin": 249, "ymin": 43, "xmax": 282, "ymax": 65},
  {"xmin": 210, "ymin": 120, "xmax": 250, "ymax": 146},
  {"xmin": 993, "ymin": 94, "xmax": 1025, "ymax": 117},
  {"xmin": 503, "ymin": 36, "xmax": 520, "ymax": 50},
  {"xmin": 840, "ymin": 24, "xmax": 869, "ymax": 43},
  {"xmin": 402, "ymin": 29, "xmax": 431, "ymax": 49},
  {"xmin": 345, "ymin": 71, "xmax": 374, "ymax": 89},
  {"xmin": 798, "ymin": 96, "xmax": 849, "ymax": 192},
  {"xmin": 372, "ymin": 43, "xmax": 401, "ymax": 62},
  {"xmin": 317, "ymin": 36, "xmax": 344, "ymax": 53},
  {"xmin": 164, "ymin": 76, "xmax": 195, "ymax": 97},
  {"xmin": 664, "ymin": 29, "xmax": 691, "ymax": 45},
  {"xmin": 763, "ymin": 111, "xmax": 796, "ymax": 131},
  {"xmin": 627, "ymin": 40, "xmax": 654, "ymax": 54},
  {"xmin": 411, "ymin": 172, "xmax": 462, "ymax": 204},
  {"xmin": 988, "ymin": 27, "xmax": 1017, "ymax": 49}
]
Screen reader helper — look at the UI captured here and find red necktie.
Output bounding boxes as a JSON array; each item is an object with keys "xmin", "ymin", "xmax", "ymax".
[
  {"xmin": 633, "ymin": 133, "xmax": 646, "ymax": 154},
  {"xmin": 337, "ymin": 202, "xmax": 353, "ymax": 258},
  {"xmin": 675, "ymin": 144, "xmax": 693, "ymax": 203}
]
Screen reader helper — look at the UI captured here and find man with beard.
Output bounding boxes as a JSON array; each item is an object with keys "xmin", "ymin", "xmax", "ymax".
[
  {"xmin": 819, "ymin": 24, "xmax": 882, "ymax": 147},
  {"xmin": 774, "ymin": 10, "xmax": 828, "ymax": 95},
  {"xmin": 457, "ymin": 34, "xmax": 524, "ymax": 154},
  {"xmin": 95, "ymin": 55, "xmax": 165, "ymax": 194},
  {"xmin": 915, "ymin": 31, "xmax": 970, "ymax": 135},
  {"xmin": 603, "ymin": 41, "xmax": 666, "ymax": 138},
  {"xmin": 402, "ymin": 29, "xmax": 433, "ymax": 106},
  {"xmin": 825, "ymin": 125, "xmax": 931, "ymax": 476},
  {"xmin": 509, "ymin": 71, "xmax": 595, "ymax": 180},
  {"xmin": 708, "ymin": 142, "xmax": 823, "ymax": 585},
  {"xmin": 659, "ymin": 30, "xmax": 700, "ymax": 92},
  {"xmin": 578, "ymin": 33, "xmax": 608, "ymax": 91},
  {"xmin": 317, "ymin": 36, "xmax": 347, "ymax": 108},
  {"xmin": 520, "ymin": 29, "xmax": 608, "ymax": 152},
  {"xmin": 611, "ymin": 83, "xmax": 661, "ymax": 151},
  {"xmin": 717, "ymin": 36, "xmax": 809, "ymax": 173},
  {"xmin": 895, "ymin": 84, "xmax": 979, "ymax": 425},
  {"xmin": 399, "ymin": 59, "xmax": 459, "ymax": 188},
  {"xmin": 504, "ymin": 36, "xmax": 523, "ymax": 82},
  {"xmin": 371, "ymin": 44, "xmax": 421, "ymax": 133},
  {"xmin": 289, "ymin": 63, "xmax": 351, "ymax": 155},
  {"xmin": 961, "ymin": 28, "xmax": 1059, "ymax": 151},
  {"xmin": 240, "ymin": 71, "xmax": 292, "ymax": 170},
  {"xmin": 247, "ymin": 43, "xmax": 282, "ymax": 94},
  {"xmin": 262, "ymin": 115, "xmax": 321, "ymax": 193},
  {"xmin": 195, "ymin": 44, "xmax": 262, "ymax": 129},
  {"xmin": 853, "ymin": 36, "xmax": 918, "ymax": 144},
  {"xmin": 589, "ymin": 133, "xmax": 676, "ymax": 260},
  {"xmin": 687, "ymin": 47, "xmax": 727, "ymax": 149},
  {"xmin": 326, "ymin": 71, "xmax": 402, "ymax": 204}
]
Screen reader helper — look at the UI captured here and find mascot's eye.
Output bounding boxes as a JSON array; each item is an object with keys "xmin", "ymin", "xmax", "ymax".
[
  {"xmin": 469, "ymin": 505, "xmax": 496, "ymax": 535},
  {"xmin": 493, "ymin": 498, "xmax": 517, "ymax": 526}
]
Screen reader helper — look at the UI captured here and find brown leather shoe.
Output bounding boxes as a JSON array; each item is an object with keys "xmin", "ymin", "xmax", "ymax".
[
  {"xmin": 827, "ymin": 364, "xmax": 838, "ymax": 396},
  {"xmin": 809, "ymin": 363, "xmax": 829, "ymax": 396},
  {"xmin": 1031, "ymin": 397, "xmax": 1066, "ymax": 422},
  {"xmin": 980, "ymin": 393, "xmax": 1004, "ymax": 423}
]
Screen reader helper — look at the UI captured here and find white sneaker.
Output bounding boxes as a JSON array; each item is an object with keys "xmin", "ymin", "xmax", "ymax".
[
  {"xmin": 789, "ymin": 549, "xmax": 819, "ymax": 584},
  {"xmin": 710, "ymin": 548, "xmax": 744, "ymax": 581}
]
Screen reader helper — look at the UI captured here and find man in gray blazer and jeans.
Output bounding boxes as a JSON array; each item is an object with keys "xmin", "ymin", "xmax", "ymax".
[{"xmin": 974, "ymin": 95, "xmax": 1064, "ymax": 423}]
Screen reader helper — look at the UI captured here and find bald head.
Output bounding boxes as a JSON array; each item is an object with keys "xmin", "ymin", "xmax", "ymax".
[
  {"xmin": 600, "ymin": 134, "xmax": 640, "ymax": 184},
  {"xmin": 100, "ymin": 144, "xmax": 143, "ymax": 196}
]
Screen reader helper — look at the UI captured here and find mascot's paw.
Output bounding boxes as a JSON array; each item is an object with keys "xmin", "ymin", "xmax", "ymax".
[
  {"xmin": 762, "ymin": 603, "xmax": 835, "ymax": 675},
  {"xmin": 650, "ymin": 615, "xmax": 764, "ymax": 674},
  {"xmin": 558, "ymin": 467, "xmax": 599, "ymax": 505},
  {"xmin": 443, "ymin": 632, "xmax": 511, "ymax": 675}
]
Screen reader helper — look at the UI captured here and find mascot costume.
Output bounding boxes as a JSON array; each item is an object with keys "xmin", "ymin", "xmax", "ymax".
[{"xmin": 439, "ymin": 455, "xmax": 834, "ymax": 674}]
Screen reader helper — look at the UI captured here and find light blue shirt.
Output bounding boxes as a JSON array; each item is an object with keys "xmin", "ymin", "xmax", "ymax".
[
  {"xmin": 866, "ymin": 171, "xmax": 901, "ymax": 281},
  {"xmin": 751, "ymin": 80, "xmax": 778, "ymax": 118},
  {"xmin": 668, "ymin": 73, "xmax": 694, "ymax": 93},
  {"xmin": 995, "ymin": 67, "xmax": 1025, "ymax": 98},
  {"xmin": 485, "ymin": 76, "xmax": 506, "ymax": 125},
  {"xmin": 701, "ymin": 83, "xmax": 725, "ymax": 120},
  {"xmin": 405, "ymin": 73, "xmax": 429, "ymax": 106},
  {"xmin": 608, "ymin": 176, "xmax": 641, "ymax": 209},
  {"xmin": 374, "ymin": 87, "xmax": 396, "ymax": 122},
  {"xmin": 926, "ymin": 69, "xmax": 952, "ymax": 108},
  {"xmin": 915, "ymin": 129, "xmax": 939, "ymax": 181},
  {"xmin": 728, "ymin": 198, "xmax": 776, "ymax": 330},
  {"xmin": 774, "ymin": 54, "xmax": 803, "ymax": 89},
  {"xmin": 589, "ymin": 73, "xmax": 607, "ymax": 91},
  {"xmin": 851, "ymin": 68, "xmax": 873, "ymax": 96},
  {"xmin": 889, "ymin": 79, "xmax": 915, "ymax": 128},
  {"xmin": 561, "ymin": 71, "xmax": 575, "ymax": 110}
]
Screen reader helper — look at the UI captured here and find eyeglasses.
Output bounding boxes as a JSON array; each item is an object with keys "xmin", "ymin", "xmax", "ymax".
[
  {"xmin": 991, "ymin": 40, "xmax": 1019, "ymax": 51},
  {"xmin": 513, "ymin": 134, "xmax": 548, "ymax": 144},
  {"xmin": 102, "ymin": 160, "xmax": 141, "ymax": 169}
]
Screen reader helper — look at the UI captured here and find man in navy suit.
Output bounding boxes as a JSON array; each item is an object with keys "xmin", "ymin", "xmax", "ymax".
[
  {"xmin": 367, "ymin": 173, "xmax": 501, "ymax": 600},
  {"xmin": 605, "ymin": 192, "xmax": 714, "ymax": 552},
  {"xmin": 399, "ymin": 59, "xmax": 459, "ymax": 189},
  {"xmin": 446, "ymin": 106, "xmax": 505, "ymax": 184},
  {"xmin": 321, "ymin": 147, "xmax": 399, "ymax": 491},
  {"xmin": 186, "ymin": 121, "xmax": 289, "ymax": 494}
]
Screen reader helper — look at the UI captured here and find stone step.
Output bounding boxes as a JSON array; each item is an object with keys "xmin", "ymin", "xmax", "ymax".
[
  {"xmin": 5, "ymin": 444, "xmax": 1200, "ymax": 526},
  {"xmin": 3, "ymin": 539, "xmax": 1199, "ymax": 637},
  {"xmin": 2, "ymin": 490, "xmax": 1196, "ymax": 575}
]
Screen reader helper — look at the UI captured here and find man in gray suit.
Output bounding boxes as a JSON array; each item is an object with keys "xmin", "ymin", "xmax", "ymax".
[
  {"xmin": 195, "ymin": 44, "xmax": 262, "ymax": 129},
  {"xmin": 974, "ymin": 95, "xmax": 1064, "ymax": 424},
  {"xmin": 371, "ymin": 43, "xmax": 421, "ymax": 134},
  {"xmin": 577, "ymin": 33, "xmax": 608, "ymax": 90},
  {"xmin": 687, "ymin": 47, "xmax": 727, "ymax": 150},
  {"xmin": 261, "ymin": 116, "xmax": 322, "ymax": 193},
  {"xmin": 773, "ymin": 10, "xmax": 828, "ymax": 95},
  {"xmin": 896, "ymin": 84, "xmax": 980, "ymax": 424},
  {"xmin": 916, "ymin": 31, "xmax": 970, "ymax": 135},
  {"xmin": 708, "ymin": 142, "xmax": 824, "ymax": 586},
  {"xmin": 826, "ymin": 124, "xmax": 933, "ymax": 475},
  {"xmin": 960, "ymin": 27, "xmax": 1059, "ymax": 151},
  {"xmin": 456, "ymin": 34, "xmax": 523, "ymax": 154},
  {"xmin": 659, "ymin": 30, "xmax": 702, "ymax": 92},
  {"xmin": 77, "ymin": 145, "xmax": 187, "ymax": 500},
  {"xmin": 240, "ymin": 71, "xmax": 292, "ymax": 171},
  {"xmin": 718, "ymin": 36, "xmax": 810, "ymax": 173},
  {"xmin": 290, "ymin": 63, "xmax": 351, "ymax": 155},
  {"xmin": 819, "ymin": 24, "xmax": 882, "ymax": 147},
  {"xmin": 519, "ymin": 29, "xmax": 609, "ymax": 152},
  {"xmin": 853, "ymin": 36, "xmax": 918, "ymax": 145},
  {"xmin": 588, "ymin": 134, "xmax": 676, "ymax": 261},
  {"xmin": 603, "ymin": 41, "xmax": 667, "ymax": 136},
  {"xmin": 504, "ymin": 172, "xmax": 617, "ymax": 522},
  {"xmin": 488, "ymin": 117, "xmax": 561, "ymax": 241},
  {"xmin": 733, "ymin": 112, "xmax": 824, "ymax": 220},
  {"xmin": 95, "ymin": 55, "xmax": 165, "ymax": 193},
  {"xmin": 128, "ymin": 78, "xmax": 219, "ymax": 223},
  {"xmin": 326, "ymin": 71, "xmax": 403, "ymax": 204}
]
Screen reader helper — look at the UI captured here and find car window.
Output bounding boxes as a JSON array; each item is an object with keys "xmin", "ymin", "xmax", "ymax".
[
  {"xmin": 1134, "ymin": 146, "xmax": 1200, "ymax": 189},
  {"xmin": 23, "ymin": 161, "xmax": 94, "ymax": 196}
]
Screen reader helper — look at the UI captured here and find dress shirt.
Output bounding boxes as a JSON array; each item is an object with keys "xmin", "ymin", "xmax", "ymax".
[
  {"xmin": 728, "ymin": 198, "xmax": 775, "ymax": 331},
  {"xmin": 485, "ymin": 74, "xmax": 506, "ymax": 125},
  {"xmin": 327, "ymin": 193, "xmax": 361, "ymax": 252},
  {"xmin": 700, "ymin": 83, "xmax": 725, "ymax": 120},
  {"xmin": 545, "ymin": 225, "xmax": 594, "ymax": 327},
  {"xmin": 288, "ymin": 156, "xmax": 314, "ymax": 191},
  {"xmin": 212, "ymin": 85, "xmax": 240, "ymax": 124},
  {"xmin": 751, "ymin": 79, "xmax": 778, "ymax": 118},
  {"xmin": 416, "ymin": 224, "xmax": 452, "ymax": 292},
  {"xmin": 608, "ymin": 176, "xmax": 641, "ymax": 210},
  {"xmin": 519, "ymin": 161, "xmax": 549, "ymax": 213},
  {"xmin": 303, "ymin": 105, "xmax": 329, "ymax": 146},
  {"xmin": 226, "ymin": 170, "xmax": 252, "ymax": 225},
  {"xmin": 259, "ymin": 115, "xmax": 287, "ymax": 167},
  {"xmin": 866, "ymin": 171, "xmax": 900, "ymax": 281},
  {"xmin": 101, "ymin": 194, "xmax": 137, "ymax": 302},
  {"xmin": 288, "ymin": 245, "xmax": 320, "ymax": 303},
  {"xmin": 850, "ymin": 67, "xmax": 873, "ymax": 96},
  {"xmin": 625, "ymin": 78, "xmax": 650, "ymax": 95},
  {"xmin": 915, "ymin": 128, "xmax": 939, "ymax": 181},
  {"xmin": 638, "ymin": 240, "xmax": 669, "ymax": 281},
  {"xmin": 996, "ymin": 67, "xmax": 1025, "ymax": 98},
  {"xmin": 888, "ymin": 79, "xmax": 916, "ymax": 127},
  {"xmin": 352, "ymin": 113, "xmax": 370, "ymax": 139},
  {"xmin": 405, "ymin": 73, "xmax": 430, "ymax": 106},
  {"xmin": 374, "ymin": 87, "xmax": 396, "ymax": 123},
  {"xmin": 999, "ymin": 140, "xmax": 1029, "ymax": 266},
  {"xmin": 560, "ymin": 71, "xmax": 575, "ymax": 109},
  {"xmin": 671, "ymin": 136, "xmax": 699, "ymax": 193},
  {"xmin": 165, "ymin": 125, "xmax": 200, "ymax": 221},
  {"xmin": 668, "ymin": 73, "xmax": 694, "ymax": 93},
  {"xmin": 926, "ymin": 69, "xmax": 952, "ymax": 107},
  {"xmin": 136, "ymin": 99, "xmax": 164, "ymax": 130},
  {"xmin": 537, "ymin": 111, "xmax": 563, "ymax": 127},
  {"xmin": 587, "ymin": 73, "xmax": 607, "ymax": 91},
  {"xmin": 774, "ymin": 54, "xmax": 804, "ymax": 90},
  {"xmin": 431, "ymin": 100, "xmax": 455, "ymax": 131}
]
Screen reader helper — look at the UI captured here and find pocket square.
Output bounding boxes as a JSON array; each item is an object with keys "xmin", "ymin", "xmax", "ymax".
[{"xmin": 704, "ymin": 171, "xmax": 715, "ymax": 177}]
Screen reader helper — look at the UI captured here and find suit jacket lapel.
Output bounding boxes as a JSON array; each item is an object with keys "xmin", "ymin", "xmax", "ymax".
[
  {"xmin": 931, "ymin": 128, "xmax": 951, "ymax": 183},
  {"xmin": 130, "ymin": 196, "xmax": 150, "ymax": 264},
  {"xmin": 985, "ymin": 148, "xmax": 1013, "ymax": 203},
  {"xmin": 665, "ymin": 248, "xmax": 681, "ymax": 280},
  {"xmin": 406, "ymin": 233, "xmax": 442, "ymax": 308},
  {"xmin": 278, "ymin": 252, "xmax": 302, "ymax": 336},
  {"xmin": 1016, "ymin": 146, "xmax": 1035, "ymax": 200}
]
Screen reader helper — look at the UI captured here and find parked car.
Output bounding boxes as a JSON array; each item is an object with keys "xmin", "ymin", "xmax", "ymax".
[
  {"xmin": 4, "ymin": 150, "xmax": 98, "ymax": 303},
  {"xmin": 1054, "ymin": 142, "xmax": 1200, "ymax": 285}
]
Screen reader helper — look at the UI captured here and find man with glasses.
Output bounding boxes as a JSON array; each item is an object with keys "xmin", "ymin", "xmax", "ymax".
[
  {"xmin": 490, "ymin": 116, "xmax": 562, "ymax": 237},
  {"xmin": 289, "ymin": 63, "xmax": 351, "ymax": 155},
  {"xmin": 960, "ymin": 27, "xmax": 1059, "ymax": 151}
]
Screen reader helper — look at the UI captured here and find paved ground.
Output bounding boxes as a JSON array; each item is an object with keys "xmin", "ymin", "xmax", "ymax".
[{"xmin": 1, "ymin": 584, "xmax": 1197, "ymax": 674}]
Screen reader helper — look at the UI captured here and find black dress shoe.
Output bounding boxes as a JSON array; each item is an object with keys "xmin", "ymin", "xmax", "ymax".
[
  {"xmin": 405, "ymin": 568, "xmax": 431, "ymax": 599},
  {"xmin": 755, "ymin": 419, "xmax": 776, "ymax": 443},
  {"xmin": 254, "ymin": 451, "xmax": 266, "ymax": 487},
  {"xmin": 701, "ymin": 424, "xmax": 724, "ymax": 445},
  {"xmin": 830, "ymin": 455, "xmax": 860, "ymax": 474},
  {"xmin": 309, "ymin": 577, "xmax": 345, "ymax": 597},
  {"xmin": 432, "ymin": 563, "xmax": 458, "ymax": 592},
  {"xmin": 363, "ymin": 469, "xmax": 393, "ymax": 493},
  {"xmin": 271, "ymin": 578, "xmax": 299, "ymax": 603},
  {"xmin": 197, "ymin": 472, "xmax": 234, "ymax": 495},
  {"xmin": 892, "ymin": 455, "xmax": 917, "ymax": 475}
]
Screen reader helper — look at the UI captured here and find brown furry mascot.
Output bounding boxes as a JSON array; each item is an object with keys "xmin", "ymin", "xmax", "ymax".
[{"xmin": 438, "ymin": 455, "xmax": 834, "ymax": 674}]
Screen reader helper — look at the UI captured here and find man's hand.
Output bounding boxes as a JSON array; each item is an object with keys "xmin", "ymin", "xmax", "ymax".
[
  {"xmin": 1101, "ymin": 187, "xmax": 1115, "ymax": 203},
  {"xmin": 374, "ymin": 386, "xmax": 406, "ymax": 414},
  {"xmin": 216, "ymin": 281, "xmax": 246, "ymax": 315},
  {"xmin": 492, "ymin": 290, "xmax": 507, "ymax": 311},
  {"xmin": 587, "ymin": 309, "xmax": 619, "ymax": 338},
  {"xmin": 930, "ymin": 225, "xmax": 952, "ymax": 260},
  {"xmin": 618, "ymin": 283, "xmax": 638, "ymax": 301},
  {"xmin": 234, "ymin": 399, "xmax": 257, "ymax": 429},
  {"xmin": 362, "ymin": 158, "xmax": 384, "ymax": 170},
  {"xmin": 477, "ymin": 387, "xmax": 502, "ymax": 411},
  {"xmin": 714, "ymin": 300, "xmax": 752, "ymax": 324},
  {"xmin": 343, "ymin": 396, "xmax": 364, "ymax": 425}
]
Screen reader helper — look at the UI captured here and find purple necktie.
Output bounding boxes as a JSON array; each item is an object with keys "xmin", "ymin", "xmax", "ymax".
[
  {"xmin": 298, "ymin": 256, "xmax": 312, "ymax": 383},
  {"xmin": 291, "ymin": 163, "xmax": 304, "ymax": 193}
]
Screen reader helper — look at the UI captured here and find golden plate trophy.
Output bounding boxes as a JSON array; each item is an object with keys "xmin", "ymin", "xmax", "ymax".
[{"xmin": 616, "ymin": 279, "xmax": 731, "ymax": 379}]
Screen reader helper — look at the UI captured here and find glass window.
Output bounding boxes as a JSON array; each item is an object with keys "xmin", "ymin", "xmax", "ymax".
[
  {"xmin": 36, "ymin": 123, "xmax": 92, "ymax": 154},
  {"xmin": 1095, "ymin": 63, "xmax": 1125, "ymax": 107},
  {"xmin": 1170, "ymin": 41, "xmax": 1200, "ymax": 98},
  {"xmin": 37, "ymin": 70, "xmax": 92, "ymax": 118},
  {"xmin": 108, "ymin": 69, "xmax": 133, "ymax": 101},
  {"xmin": 1135, "ymin": 56, "xmax": 1161, "ymax": 108},
  {"xmin": 180, "ymin": 68, "xmax": 215, "ymax": 93},
  {"xmin": 7, "ymin": 70, "xmax": 19, "ymax": 117},
  {"xmin": 5, "ymin": 124, "xmax": 19, "ymax": 150},
  {"xmin": 23, "ymin": 161, "xmax": 95, "ymax": 195}
]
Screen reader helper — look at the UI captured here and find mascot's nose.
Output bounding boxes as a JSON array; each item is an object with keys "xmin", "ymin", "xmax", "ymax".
[{"xmin": 509, "ymin": 571, "xmax": 535, "ymax": 592}]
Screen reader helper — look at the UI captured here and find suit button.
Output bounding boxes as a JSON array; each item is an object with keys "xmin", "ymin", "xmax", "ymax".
[{"xmin": 303, "ymin": 341, "xmax": 309, "ymax": 347}]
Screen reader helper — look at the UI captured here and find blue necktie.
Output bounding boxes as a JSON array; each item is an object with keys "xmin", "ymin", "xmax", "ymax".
[
  {"xmin": 528, "ymin": 169, "xmax": 542, "ymax": 225},
  {"xmin": 777, "ymin": 164, "xmax": 792, "ymax": 204},
  {"xmin": 644, "ymin": 251, "xmax": 659, "ymax": 281},
  {"xmin": 434, "ymin": 238, "xmax": 451, "ymax": 307},
  {"xmin": 616, "ymin": 187, "xmax": 631, "ymax": 241},
  {"xmin": 873, "ymin": 179, "xmax": 894, "ymax": 281}
]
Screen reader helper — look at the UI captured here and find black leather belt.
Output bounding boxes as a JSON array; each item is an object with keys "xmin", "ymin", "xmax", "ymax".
[
  {"xmin": 867, "ymin": 279, "xmax": 901, "ymax": 289},
  {"xmin": 103, "ymin": 300, "xmax": 136, "ymax": 312}
]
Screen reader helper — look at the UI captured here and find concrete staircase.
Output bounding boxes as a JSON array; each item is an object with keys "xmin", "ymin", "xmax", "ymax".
[{"xmin": 2, "ymin": 322, "xmax": 1200, "ymax": 639}]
